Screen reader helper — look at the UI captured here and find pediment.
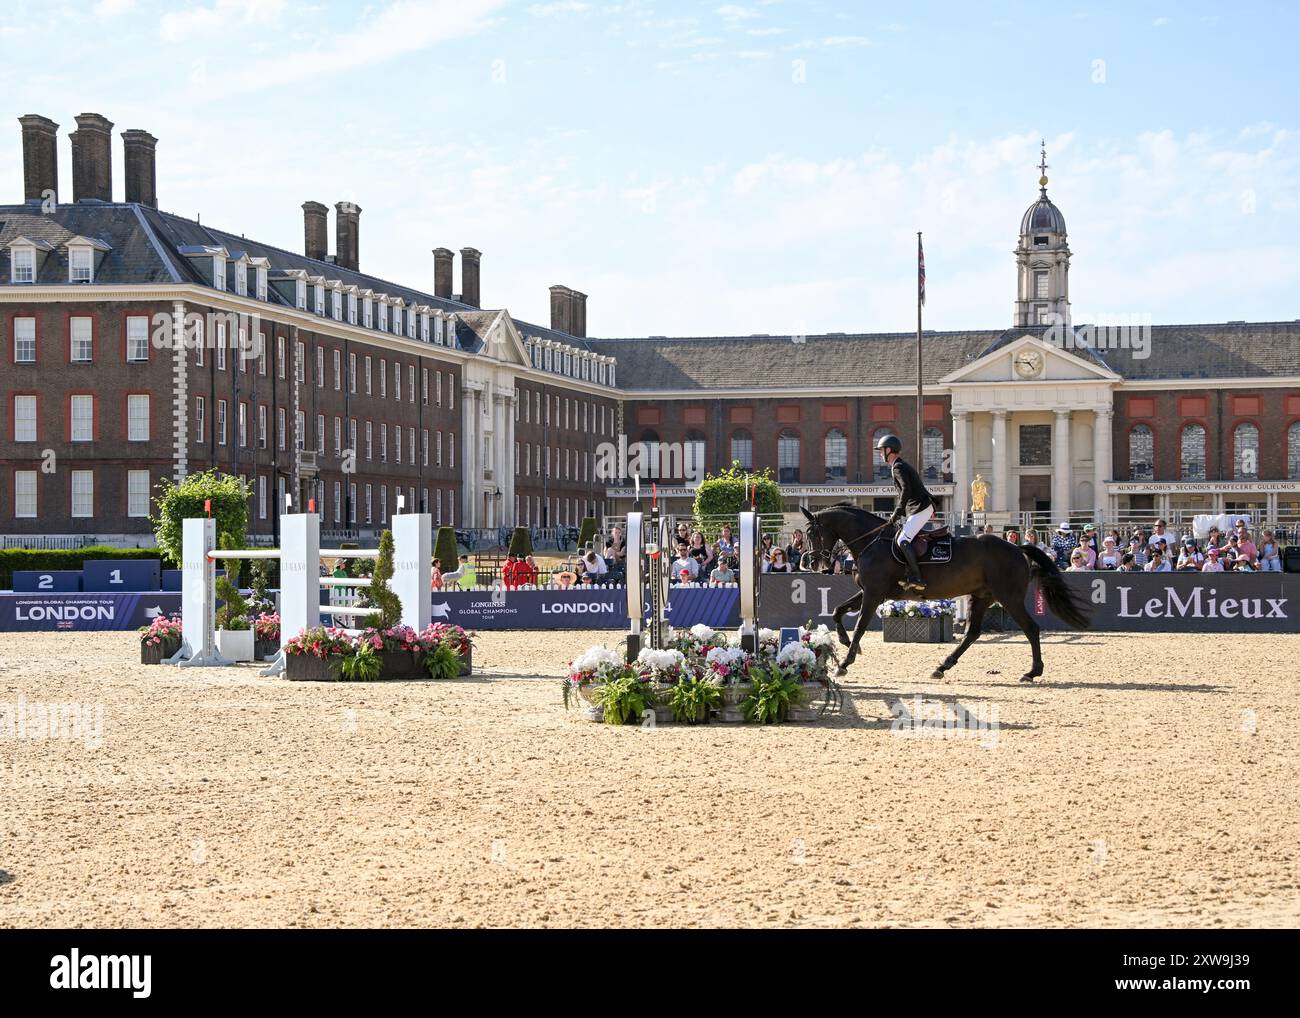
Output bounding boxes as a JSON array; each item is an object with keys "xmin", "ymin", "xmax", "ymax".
[{"xmin": 939, "ymin": 331, "xmax": 1121, "ymax": 385}]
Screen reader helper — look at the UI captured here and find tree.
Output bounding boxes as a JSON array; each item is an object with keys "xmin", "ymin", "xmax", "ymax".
[
  {"xmin": 691, "ymin": 464, "xmax": 783, "ymax": 538},
  {"xmin": 434, "ymin": 527, "xmax": 459, "ymax": 573},
  {"xmin": 576, "ymin": 516, "xmax": 597, "ymax": 551},
  {"xmin": 369, "ymin": 530, "xmax": 402, "ymax": 629},
  {"xmin": 507, "ymin": 527, "xmax": 533, "ymax": 557},
  {"xmin": 153, "ymin": 470, "xmax": 249, "ymax": 566}
]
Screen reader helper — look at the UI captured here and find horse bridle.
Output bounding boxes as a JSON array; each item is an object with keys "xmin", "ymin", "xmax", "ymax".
[{"xmin": 801, "ymin": 515, "xmax": 894, "ymax": 572}]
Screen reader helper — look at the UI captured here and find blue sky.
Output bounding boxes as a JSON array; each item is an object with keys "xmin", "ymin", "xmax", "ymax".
[{"xmin": 2, "ymin": 0, "xmax": 1297, "ymax": 336}]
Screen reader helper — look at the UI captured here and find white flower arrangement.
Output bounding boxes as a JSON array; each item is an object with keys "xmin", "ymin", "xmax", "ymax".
[
  {"xmin": 775, "ymin": 641, "xmax": 817, "ymax": 681},
  {"xmin": 568, "ymin": 645, "xmax": 626, "ymax": 685},
  {"xmin": 635, "ymin": 647, "xmax": 691, "ymax": 685},
  {"xmin": 803, "ymin": 625, "xmax": 835, "ymax": 649},
  {"xmin": 689, "ymin": 623, "xmax": 717, "ymax": 643},
  {"xmin": 702, "ymin": 645, "xmax": 752, "ymax": 685},
  {"xmin": 672, "ymin": 623, "xmax": 722, "ymax": 660},
  {"xmin": 875, "ymin": 599, "xmax": 957, "ymax": 620}
]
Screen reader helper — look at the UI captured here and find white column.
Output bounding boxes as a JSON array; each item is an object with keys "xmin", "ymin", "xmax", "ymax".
[
  {"xmin": 1053, "ymin": 409, "xmax": 1072, "ymax": 521},
  {"xmin": 462, "ymin": 385, "xmax": 478, "ymax": 526},
  {"xmin": 992, "ymin": 410, "xmax": 1009, "ymax": 513},
  {"xmin": 952, "ymin": 411, "xmax": 971, "ymax": 519},
  {"xmin": 503, "ymin": 393, "xmax": 517, "ymax": 524},
  {"xmin": 1093, "ymin": 407, "xmax": 1112, "ymax": 522}
]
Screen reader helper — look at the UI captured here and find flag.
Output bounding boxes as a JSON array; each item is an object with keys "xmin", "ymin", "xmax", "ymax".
[{"xmin": 918, "ymin": 233, "xmax": 926, "ymax": 308}]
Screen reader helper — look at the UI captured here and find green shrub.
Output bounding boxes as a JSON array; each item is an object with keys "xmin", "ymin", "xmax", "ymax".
[
  {"xmin": 667, "ymin": 677, "xmax": 723, "ymax": 724},
  {"xmin": 740, "ymin": 663, "xmax": 804, "ymax": 724},
  {"xmin": 692, "ymin": 464, "xmax": 783, "ymax": 539},
  {"xmin": 214, "ymin": 555, "xmax": 251, "ymax": 631},
  {"xmin": 335, "ymin": 644, "xmax": 383, "ymax": 682},
  {"xmin": 507, "ymin": 526, "xmax": 533, "ymax": 557},
  {"xmin": 369, "ymin": 530, "xmax": 402, "ymax": 629},
  {"xmin": 434, "ymin": 527, "xmax": 459, "ymax": 573},
  {"xmin": 0, "ymin": 547, "xmax": 167, "ymax": 590},
  {"xmin": 153, "ymin": 470, "xmax": 249, "ymax": 566},
  {"xmin": 577, "ymin": 516, "xmax": 597, "ymax": 551},
  {"xmin": 422, "ymin": 642, "xmax": 462, "ymax": 680},
  {"xmin": 594, "ymin": 674, "xmax": 655, "ymax": 725}
]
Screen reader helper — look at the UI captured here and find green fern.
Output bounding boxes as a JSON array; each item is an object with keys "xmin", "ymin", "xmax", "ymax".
[
  {"xmin": 593, "ymin": 674, "xmax": 654, "ymax": 725},
  {"xmin": 740, "ymin": 663, "xmax": 804, "ymax": 724},
  {"xmin": 667, "ymin": 677, "xmax": 722, "ymax": 724},
  {"xmin": 334, "ymin": 644, "xmax": 383, "ymax": 682},
  {"xmin": 422, "ymin": 641, "xmax": 461, "ymax": 680}
]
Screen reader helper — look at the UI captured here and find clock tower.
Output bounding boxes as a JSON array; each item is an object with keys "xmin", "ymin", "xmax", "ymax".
[{"xmin": 1014, "ymin": 140, "xmax": 1071, "ymax": 329}]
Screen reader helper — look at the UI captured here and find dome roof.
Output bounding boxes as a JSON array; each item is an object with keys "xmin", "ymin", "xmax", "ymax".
[{"xmin": 1021, "ymin": 192, "xmax": 1067, "ymax": 235}]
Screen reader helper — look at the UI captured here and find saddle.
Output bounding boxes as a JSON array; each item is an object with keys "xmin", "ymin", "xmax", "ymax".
[{"xmin": 889, "ymin": 521, "xmax": 953, "ymax": 565}]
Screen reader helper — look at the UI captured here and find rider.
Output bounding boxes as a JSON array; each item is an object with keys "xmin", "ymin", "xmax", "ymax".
[{"xmin": 877, "ymin": 434, "xmax": 934, "ymax": 592}]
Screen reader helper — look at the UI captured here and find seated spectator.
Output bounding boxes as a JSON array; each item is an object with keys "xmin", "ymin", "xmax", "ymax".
[
  {"xmin": 1097, "ymin": 535, "xmax": 1122, "ymax": 570},
  {"xmin": 709, "ymin": 559, "xmax": 736, "ymax": 584},
  {"xmin": 604, "ymin": 526, "xmax": 626, "ymax": 566},
  {"xmin": 1176, "ymin": 540, "xmax": 1202, "ymax": 571},
  {"xmin": 1005, "ymin": 530, "xmax": 1020, "ymax": 545},
  {"xmin": 580, "ymin": 573, "xmax": 595, "ymax": 586},
  {"xmin": 1023, "ymin": 528, "xmax": 1044, "ymax": 551},
  {"xmin": 1128, "ymin": 536, "xmax": 1148, "ymax": 569},
  {"xmin": 687, "ymin": 530, "xmax": 715, "ymax": 573},
  {"xmin": 1202, "ymin": 547, "xmax": 1225, "ymax": 572},
  {"xmin": 1081, "ymin": 523, "xmax": 1100, "ymax": 564},
  {"xmin": 555, "ymin": 569, "xmax": 577, "ymax": 588},
  {"xmin": 760, "ymin": 533, "xmax": 775, "ymax": 564},
  {"xmin": 1117, "ymin": 553, "xmax": 1139, "ymax": 572},
  {"xmin": 1145, "ymin": 549, "xmax": 1172, "ymax": 572},
  {"xmin": 1131, "ymin": 527, "xmax": 1148, "ymax": 548},
  {"xmin": 670, "ymin": 543, "xmax": 699, "ymax": 584},
  {"xmin": 1051, "ymin": 523, "xmax": 1077, "ymax": 563},
  {"xmin": 1206, "ymin": 526, "xmax": 1223, "ymax": 551},
  {"xmin": 1066, "ymin": 549, "xmax": 1089, "ymax": 572},
  {"xmin": 1235, "ymin": 523, "xmax": 1258, "ymax": 565},
  {"xmin": 430, "ymin": 561, "xmax": 443, "ymax": 590},
  {"xmin": 766, "ymin": 547, "xmax": 793, "ymax": 573},
  {"xmin": 1259, "ymin": 530, "xmax": 1282, "ymax": 572},
  {"xmin": 982, "ymin": 524, "xmax": 996, "ymax": 536},
  {"xmin": 675, "ymin": 522, "xmax": 691, "ymax": 548},
  {"xmin": 1234, "ymin": 557, "xmax": 1256, "ymax": 572},
  {"xmin": 717, "ymin": 524, "xmax": 736, "ymax": 558},
  {"xmin": 786, "ymin": 529, "xmax": 808, "ymax": 571},
  {"xmin": 581, "ymin": 549, "xmax": 608, "ymax": 581}
]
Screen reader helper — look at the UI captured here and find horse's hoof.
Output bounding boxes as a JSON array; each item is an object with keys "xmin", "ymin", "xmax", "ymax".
[
  {"xmin": 931, "ymin": 669, "xmax": 946, "ymax": 680},
  {"xmin": 1019, "ymin": 674, "xmax": 1037, "ymax": 683},
  {"xmin": 835, "ymin": 666, "xmax": 847, "ymax": 678}
]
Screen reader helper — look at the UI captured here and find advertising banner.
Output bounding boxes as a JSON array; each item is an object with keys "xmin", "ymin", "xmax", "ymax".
[{"xmin": 0, "ymin": 592, "xmax": 181, "ymax": 632}]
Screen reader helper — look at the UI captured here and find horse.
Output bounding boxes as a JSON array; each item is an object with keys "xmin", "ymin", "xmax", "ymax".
[{"xmin": 800, "ymin": 504, "xmax": 1091, "ymax": 682}]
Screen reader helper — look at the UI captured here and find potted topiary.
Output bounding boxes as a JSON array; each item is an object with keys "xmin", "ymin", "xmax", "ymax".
[
  {"xmin": 434, "ymin": 526, "xmax": 460, "ymax": 574},
  {"xmin": 139, "ymin": 614, "xmax": 183, "ymax": 665},
  {"xmin": 214, "ymin": 560, "xmax": 255, "ymax": 662}
]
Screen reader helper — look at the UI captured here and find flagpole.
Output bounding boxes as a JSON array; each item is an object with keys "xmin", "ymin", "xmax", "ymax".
[{"xmin": 916, "ymin": 231, "xmax": 924, "ymax": 467}]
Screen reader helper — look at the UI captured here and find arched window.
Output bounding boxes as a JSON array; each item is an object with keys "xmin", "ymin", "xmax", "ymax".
[
  {"xmin": 777, "ymin": 430, "xmax": 800, "ymax": 483},
  {"xmin": 923, "ymin": 426, "xmax": 944, "ymax": 481},
  {"xmin": 730, "ymin": 429, "xmax": 753, "ymax": 470},
  {"xmin": 638, "ymin": 429, "xmax": 660, "ymax": 480},
  {"xmin": 1289, "ymin": 422, "xmax": 1300, "ymax": 479},
  {"xmin": 1180, "ymin": 424, "xmax": 1206, "ymax": 481},
  {"xmin": 871, "ymin": 427, "xmax": 894, "ymax": 482},
  {"xmin": 824, "ymin": 429, "xmax": 847, "ymax": 482},
  {"xmin": 1234, "ymin": 423, "xmax": 1260, "ymax": 480},
  {"xmin": 1128, "ymin": 425, "xmax": 1154, "ymax": 481},
  {"xmin": 684, "ymin": 430, "xmax": 706, "ymax": 480}
]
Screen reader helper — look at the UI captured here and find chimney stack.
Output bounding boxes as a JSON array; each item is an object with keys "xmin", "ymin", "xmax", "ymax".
[
  {"xmin": 549, "ymin": 285, "xmax": 574, "ymax": 334},
  {"xmin": 70, "ymin": 112, "xmax": 114, "ymax": 201},
  {"xmin": 302, "ymin": 201, "xmax": 329, "ymax": 262},
  {"xmin": 335, "ymin": 201, "xmax": 361, "ymax": 271},
  {"xmin": 18, "ymin": 115, "xmax": 59, "ymax": 204},
  {"xmin": 121, "ymin": 129, "xmax": 158, "ymax": 208},
  {"xmin": 460, "ymin": 247, "xmax": 481, "ymax": 308},
  {"xmin": 571, "ymin": 290, "xmax": 587, "ymax": 338},
  {"xmin": 433, "ymin": 248, "xmax": 454, "ymax": 298}
]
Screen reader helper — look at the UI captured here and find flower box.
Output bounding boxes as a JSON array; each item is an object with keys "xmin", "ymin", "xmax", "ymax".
[
  {"xmin": 140, "ymin": 640, "xmax": 180, "ymax": 666},
  {"xmin": 458, "ymin": 647, "xmax": 472, "ymax": 676},
  {"xmin": 285, "ymin": 654, "xmax": 339, "ymax": 682},
  {"xmin": 882, "ymin": 616, "xmax": 953, "ymax": 644},
  {"xmin": 380, "ymin": 650, "xmax": 428, "ymax": 680},
  {"xmin": 255, "ymin": 639, "xmax": 279, "ymax": 662},
  {"xmin": 215, "ymin": 628, "xmax": 256, "ymax": 662}
]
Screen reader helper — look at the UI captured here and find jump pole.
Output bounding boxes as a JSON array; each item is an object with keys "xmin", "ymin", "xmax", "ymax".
[{"xmin": 738, "ymin": 508, "xmax": 760, "ymax": 653}]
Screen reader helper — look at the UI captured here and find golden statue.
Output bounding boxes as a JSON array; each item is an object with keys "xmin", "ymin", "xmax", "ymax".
[{"xmin": 970, "ymin": 474, "xmax": 989, "ymax": 513}]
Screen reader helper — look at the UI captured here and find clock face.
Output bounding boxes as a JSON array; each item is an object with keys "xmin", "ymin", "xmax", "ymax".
[{"xmin": 1014, "ymin": 350, "xmax": 1044, "ymax": 378}]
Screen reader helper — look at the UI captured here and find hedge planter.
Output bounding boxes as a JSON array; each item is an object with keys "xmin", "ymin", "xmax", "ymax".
[
  {"xmin": 140, "ymin": 640, "xmax": 180, "ymax": 666},
  {"xmin": 255, "ymin": 639, "xmax": 279, "ymax": 662},
  {"xmin": 284, "ymin": 650, "xmax": 460, "ymax": 682},
  {"xmin": 882, "ymin": 616, "xmax": 953, "ymax": 644}
]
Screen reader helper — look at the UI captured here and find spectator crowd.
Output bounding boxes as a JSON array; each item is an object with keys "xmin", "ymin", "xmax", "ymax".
[{"xmin": 1022, "ymin": 519, "xmax": 1284, "ymax": 573}]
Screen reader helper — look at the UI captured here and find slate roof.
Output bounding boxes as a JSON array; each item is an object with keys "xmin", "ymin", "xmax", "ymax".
[{"xmin": 0, "ymin": 201, "xmax": 181, "ymax": 284}]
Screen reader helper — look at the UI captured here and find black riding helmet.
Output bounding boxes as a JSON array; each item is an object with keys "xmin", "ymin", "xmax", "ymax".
[{"xmin": 876, "ymin": 434, "xmax": 902, "ymax": 456}]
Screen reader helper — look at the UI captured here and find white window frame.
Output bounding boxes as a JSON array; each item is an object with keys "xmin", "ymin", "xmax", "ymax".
[
  {"xmin": 70, "ymin": 317, "xmax": 93, "ymax": 362},
  {"xmin": 13, "ymin": 395, "xmax": 37, "ymax": 442},
  {"xmin": 69, "ymin": 246, "xmax": 94, "ymax": 283},
  {"xmin": 11, "ymin": 246, "xmax": 35, "ymax": 283},
  {"xmin": 128, "ymin": 469, "xmax": 151, "ymax": 518},
  {"xmin": 212, "ymin": 257, "xmax": 225, "ymax": 292},
  {"xmin": 128, "ymin": 394, "xmax": 150, "ymax": 442},
  {"xmin": 13, "ymin": 317, "xmax": 35, "ymax": 363},
  {"xmin": 217, "ymin": 400, "xmax": 227, "ymax": 445},
  {"xmin": 71, "ymin": 469, "xmax": 94, "ymax": 518},
  {"xmin": 126, "ymin": 316, "xmax": 150, "ymax": 362},
  {"xmin": 70, "ymin": 394, "xmax": 94, "ymax": 442}
]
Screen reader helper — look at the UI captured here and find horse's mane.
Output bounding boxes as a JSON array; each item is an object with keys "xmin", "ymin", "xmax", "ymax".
[{"xmin": 814, "ymin": 502, "xmax": 891, "ymax": 528}]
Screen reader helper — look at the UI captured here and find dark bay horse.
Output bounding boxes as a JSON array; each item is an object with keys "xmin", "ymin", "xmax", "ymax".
[{"xmin": 801, "ymin": 504, "xmax": 1091, "ymax": 682}]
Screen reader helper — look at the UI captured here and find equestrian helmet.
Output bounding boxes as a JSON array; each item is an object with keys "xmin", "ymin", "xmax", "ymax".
[{"xmin": 875, "ymin": 434, "xmax": 902, "ymax": 455}]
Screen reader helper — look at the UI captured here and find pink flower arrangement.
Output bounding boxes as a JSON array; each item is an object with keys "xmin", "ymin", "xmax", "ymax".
[
  {"xmin": 138, "ymin": 613, "xmax": 183, "ymax": 647},
  {"xmin": 252, "ymin": 612, "xmax": 280, "ymax": 643}
]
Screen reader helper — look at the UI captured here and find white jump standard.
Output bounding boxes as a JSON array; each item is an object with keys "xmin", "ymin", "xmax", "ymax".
[{"xmin": 166, "ymin": 512, "xmax": 432, "ymax": 674}]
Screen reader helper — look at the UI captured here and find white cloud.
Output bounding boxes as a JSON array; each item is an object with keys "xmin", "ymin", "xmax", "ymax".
[
  {"xmin": 823, "ymin": 35, "xmax": 871, "ymax": 47},
  {"xmin": 160, "ymin": 0, "xmax": 288, "ymax": 43},
  {"xmin": 716, "ymin": 4, "xmax": 758, "ymax": 20},
  {"xmin": 94, "ymin": 0, "xmax": 137, "ymax": 18},
  {"xmin": 528, "ymin": 1, "xmax": 591, "ymax": 15}
]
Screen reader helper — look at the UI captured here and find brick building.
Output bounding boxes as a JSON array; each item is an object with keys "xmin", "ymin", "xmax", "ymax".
[{"xmin": 2, "ymin": 118, "xmax": 1299, "ymax": 544}]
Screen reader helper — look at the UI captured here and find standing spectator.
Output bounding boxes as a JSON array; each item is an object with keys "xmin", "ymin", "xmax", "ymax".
[
  {"xmin": 604, "ymin": 526, "xmax": 626, "ymax": 567},
  {"xmin": 1148, "ymin": 520, "xmax": 1171, "ymax": 549},
  {"xmin": 520, "ymin": 555, "xmax": 539, "ymax": 587},
  {"xmin": 430, "ymin": 560, "xmax": 444, "ymax": 590},
  {"xmin": 502, "ymin": 552, "xmax": 519, "ymax": 589},
  {"xmin": 1051, "ymin": 523, "xmax": 1078, "ymax": 564},
  {"xmin": 1202, "ymin": 548, "xmax": 1225, "ymax": 572},
  {"xmin": 443, "ymin": 554, "xmax": 476, "ymax": 589},
  {"xmin": 716, "ymin": 524, "xmax": 736, "ymax": 558},
  {"xmin": 1259, "ymin": 529, "xmax": 1282, "ymax": 572}
]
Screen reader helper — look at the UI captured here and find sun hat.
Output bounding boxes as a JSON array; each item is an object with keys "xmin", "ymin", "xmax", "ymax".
[{"xmin": 1057, "ymin": 522, "xmax": 1072, "ymax": 532}]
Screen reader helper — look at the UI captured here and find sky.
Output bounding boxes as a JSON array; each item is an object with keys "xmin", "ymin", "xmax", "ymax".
[{"xmin": 1, "ymin": 0, "xmax": 1297, "ymax": 337}]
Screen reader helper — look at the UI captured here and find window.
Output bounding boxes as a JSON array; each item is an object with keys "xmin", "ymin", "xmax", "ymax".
[
  {"xmin": 409, "ymin": 365, "xmax": 415, "ymax": 403},
  {"xmin": 128, "ymin": 394, "xmax": 150, "ymax": 441},
  {"xmin": 69, "ymin": 247, "xmax": 93, "ymax": 283},
  {"xmin": 238, "ymin": 402, "xmax": 248, "ymax": 447},
  {"xmin": 258, "ymin": 404, "xmax": 267, "ymax": 449},
  {"xmin": 277, "ymin": 335, "xmax": 285, "ymax": 378},
  {"xmin": 334, "ymin": 417, "xmax": 342, "ymax": 457},
  {"xmin": 295, "ymin": 411, "xmax": 305, "ymax": 451},
  {"xmin": 278, "ymin": 407, "xmax": 286, "ymax": 450},
  {"xmin": 1181, "ymin": 424, "xmax": 1207, "ymax": 481},
  {"xmin": 257, "ymin": 267, "xmax": 268, "ymax": 301},
  {"xmin": 409, "ymin": 428, "xmax": 415, "ymax": 464},
  {"xmin": 128, "ymin": 470, "xmax": 150, "ymax": 518},
  {"xmin": 70, "ymin": 317, "xmax": 93, "ymax": 362},
  {"xmin": 380, "ymin": 486, "xmax": 387, "ymax": 524},
  {"xmin": 363, "ymin": 299, "xmax": 373, "ymax": 329},
  {"xmin": 378, "ymin": 303, "xmax": 388, "ymax": 332},
  {"xmin": 365, "ymin": 355, "xmax": 373, "ymax": 395},
  {"xmin": 349, "ymin": 483, "xmax": 357, "ymax": 524},
  {"xmin": 366, "ymin": 422, "xmax": 373, "ymax": 460},
  {"xmin": 14, "ymin": 317, "xmax": 35, "ymax": 363},
  {"xmin": 333, "ymin": 349, "xmax": 341, "ymax": 390},
  {"xmin": 317, "ymin": 414, "xmax": 325, "ymax": 455},
  {"xmin": 825, "ymin": 428, "xmax": 848, "ymax": 482},
  {"xmin": 422, "ymin": 368, "xmax": 429, "ymax": 405},
  {"xmin": 449, "ymin": 433, "xmax": 454, "ymax": 469},
  {"xmin": 13, "ymin": 395, "xmax": 37, "ymax": 442},
  {"xmin": 365, "ymin": 484, "xmax": 373, "ymax": 525},
  {"xmin": 216, "ymin": 321, "xmax": 227, "ymax": 370},
  {"xmin": 333, "ymin": 481, "xmax": 342, "ymax": 524},
  {"xmin": 1019, "ymin": 424, "xmax": 1052, "ymax": 466},
  {"xmin": 71, "ymin": 470, "xmax": 94, "ymax": 517},
  {"xmin": 381, "ymin": 423, "xmax": 388, "ymax": 463},
  {"xmin": 348, "ymin": 293, "xmax": 357, "ymax": 325},
  {"xmin": 777, "ymin": 430, "xmax": 800, "ymax": 483},
  {"xmin": 422, "ymin": 429, "xmax": 429, "ymax": 467},
  {"xmin": 332, "ymin": 290, "xmax": 342, "ymax": 321},
  {"xmin": 259, "ymin": 476, "xmax": 267, "ymax": 520},
  {"xmin": 234, "ymin": 262, "xmax": 247, "ymax": 296},
  {"xmin": 449, "ymin": 381, "xmax": 454, "ymax": 411},
  {"xmin": 71, "ymin": 395, "xmax": 94, "ymax": 442},
  {"xmin": 217, "ymin": 400, "xmax": 227, "ymax": 445},
  {"xmin": 295, "ymin": 341, "xmax": 305, "ymax": 383},
  {"xmin": 349, "ymin": 353, "xmax": 357, "ymax": 393},
  {"xmin": 871, "ymin": 427, "xmax": 894, "ymax": 481},
  {"xmin": 15, "ymin": 470, "xmax": 37, "ymax": 518},
  {"xmin": 1034, "ymin": 269, "xmax": 1049, "ymax": 299},
  {"xmin": 316, "ymin": 346, "xmax": 324, "ymax": 388},
  {"xmin": 1290, "ymin": 422, "xmax": 1300, "ymax": 480},
  {"xmin": 394, "ymin": 361, "xmax": 401, "ymax": 401},
  {"xmin": 349, "ymin": 418, "xmax": 356, "ymax": 456},
  {"xmin": 436, "ymin": 371, "xmax": 442, "ymax": 407},
  {"xmin": 11, "ymin": 247, "xmax": 35, "ymax": 283},
  {"xmin": 195, "ymin": 397, "xmax": 205, "ymax": 443},
  {"xmin": 1234, "ymin": 423, "xmax": 1260, "ymax": 480},
  {"xmin": 1128, "ymin": 425, "xmax": 1154, "ymax": 481},
  {"xmin": 314, "ymin": 285, "xmax": 324, "ymax": 316},
  {"xmin": 436, "ymin": 431, "xmax": 443, "ymax": 467},
  {"xmin": 923, "ymin": 427, "xmax": 944, "ymax": 480},
  {"xmin": 380, "ymin": 359, "xmax": 387, "ymax": 398},
  {"xmin": 212, "ymin": 257, "xmax": 225, "ymax": 292},
  {"xmin": 395, "ymin": 425, "xmax": 402, "ymax": 464},
  {"xmin": 295, "ymin": 279, "xmax": 307, "ymax": 310},
  {"xmin": 1035, "ymin": 305, "xmax": 1050, "ymax": 325},
  {"xmin": 126, "ymin": 316, "xmax": 149, "ymax": 362},
  {"xmin": 421, "ymin": 314, "xmax": 429, "ymax": 342}
]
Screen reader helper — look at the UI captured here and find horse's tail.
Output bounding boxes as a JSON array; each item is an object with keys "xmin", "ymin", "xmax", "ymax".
[{"xmin": 1021, "ymin": 544, "xmax": 1092, "ymax": 630}]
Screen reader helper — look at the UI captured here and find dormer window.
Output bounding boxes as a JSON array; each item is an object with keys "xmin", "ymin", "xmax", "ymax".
[
  {"xmin": 256, "ymin": 267, "xmax": 268, "ymax": 301},
  {"xmin": 211, "ymin": 256, "xmax": 225, "ymax": 291},
  {"xmin": 314, "ymin": 285, "xmax": 324, "ymax": 316},
  {"xmin": 609, "ymin": 364, "xmax": 615, "ymax": 387},
  {"xmin": 70, "ymin": 247, "xmax": 94, "ymax": 283},
  {"xmin": 544, "ymin": 347, "xmax": 553, "ymax": 371},
  {"xmin": 295, "ymin": 279, "xmax": 307, "ymax": 310},
  {"xmin": 332, "ymin": 289, "xmax": 342, "ymax": 320},
  {"xmin": 348, "ymin": 293, "xmax": 357, "ymax": 325},
  {"xmin": 407, "ymin": 306, "xmax": 416, "ymax": 340},
  {"xmin": 378, "ymin": 303, "xmax": 388, "ymax": 332},
  {"xmin": 234, "ymin": 262, "xmax": 247, "ymax": 296},
  {"xmin": 363, "ymin": 298, "xmax": 373, "ymax": 329},
  {"xmin": 11, "ymin": 247, "xmax": 35, "ymax": 283},
  {"xmin": 420, "ymin": 313, "xmax": 430, "ymax": 342}
]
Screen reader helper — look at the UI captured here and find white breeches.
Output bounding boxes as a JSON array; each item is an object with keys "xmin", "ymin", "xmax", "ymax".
[{"xmin": 897, "ymin": 505, "xmax": 934, "ymax": 544}]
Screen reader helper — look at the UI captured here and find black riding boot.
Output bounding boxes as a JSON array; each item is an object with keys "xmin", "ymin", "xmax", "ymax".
[{"xmin": 899, "ymin": 540, "xmax": 926, "ymax": 591}]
